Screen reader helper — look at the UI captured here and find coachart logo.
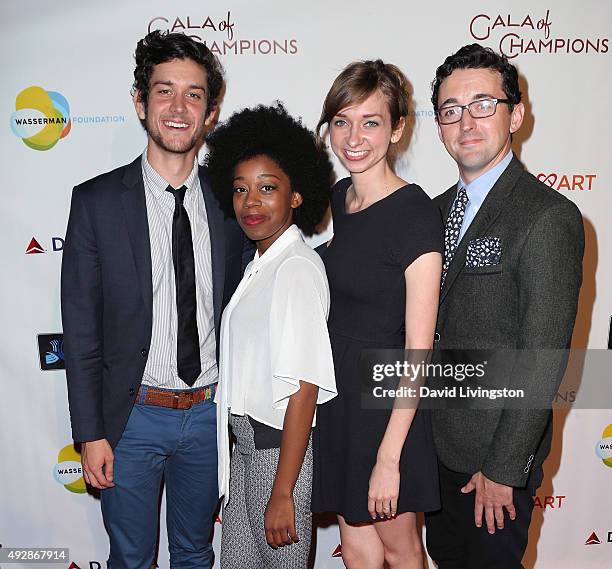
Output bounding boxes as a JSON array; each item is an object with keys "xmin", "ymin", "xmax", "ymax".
[
  {"xmin": 537, "ymin": 172, "xmax": 596, "ymax": 192},
  {"xmin": 533, "ymin": 495, "xmax": 566, "ymax": 509},
  {"xmin": 469, "ymin": 10, "xmax": 609, "ymax": 59},
  {"xmin": 148, "ymin": 12, "xmax": 298, "ymax": 56},
  {"xmin": 37, "ymin": 333, "xmax": 65, "ymax": 371},
  {"xmin": 11, "ymin": 87, "xmax": 71, "ymax": 151},
  {"xmin": 25, "ymin": 236, "xmax": 64, "ymax": 255},
  {"xmin": 595, "ymin": 424, "xmax": 612, "ymax": 468},
  {"xmin": 53, "ymin": 444, "xmax": 86, "ymax": 494}
]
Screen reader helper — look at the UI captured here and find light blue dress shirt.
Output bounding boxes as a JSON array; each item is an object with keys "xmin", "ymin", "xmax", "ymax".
[{"xmin": 456, "ymin": 150, "xmax": 513, "ymax": 241}]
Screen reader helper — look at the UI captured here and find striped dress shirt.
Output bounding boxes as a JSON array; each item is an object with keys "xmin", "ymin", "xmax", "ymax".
[{"xmin": 141, "ymin": 150, "xmax": 218, "ymax": 389}]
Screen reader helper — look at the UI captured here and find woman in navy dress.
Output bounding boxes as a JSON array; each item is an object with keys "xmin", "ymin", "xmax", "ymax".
[{"xmin": 311, "ymin": 60, "xmax": 444, "ymax": 569}]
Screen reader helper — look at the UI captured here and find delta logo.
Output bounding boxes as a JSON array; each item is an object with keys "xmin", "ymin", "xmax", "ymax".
[
  {"xmin": 586, "ymin": 532, "xmax": 601, "ymax": 545},
  {"xmin": 25, "ymin": 236, "xmax": 64, "ymax": 254},
  {"xmin": 331, "ymin": 544, "xmax": 342, "ymax": 558},
  {"xmin": 595, "ymin": 424, "xmax": 612, "ymax": 468},
  {"xmin": 11, "ymin": 86, "xmax": 71, "ymax": 151},
  {"xmin": 53, "ymin": 444, "xmax": 86, "ymax": 494},
  {"xmin": 585, "ymin": 531, "xmax": 612, "ymax": 545},
  {"xmin": 67, "ymin": 561, "xmax": 103, "ymax": 568}
]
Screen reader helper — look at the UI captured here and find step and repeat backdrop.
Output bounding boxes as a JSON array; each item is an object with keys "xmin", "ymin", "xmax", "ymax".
[{"xmin": 2, "ymin": 1, "xmax": 611, "ymax": 567}]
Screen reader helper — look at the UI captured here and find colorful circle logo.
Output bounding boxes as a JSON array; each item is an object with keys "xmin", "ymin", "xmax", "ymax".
[
  {"xmin": 10, "ymin": 86, "xmax": 71, "ymax": 151},
  {"xmin": 595, "ymin": 424, "xmax": 612, "ymax": 468},
  {"xmin": 53, "ymin": 444, "xmax": 86, "ymax": 493}
]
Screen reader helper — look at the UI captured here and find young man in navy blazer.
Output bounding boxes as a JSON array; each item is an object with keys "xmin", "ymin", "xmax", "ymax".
[
  {"xmin": 425, "ymin": 44, "xmax": 584, "ymax": 568},
  {"xmin": 61, "ymin": 31, "xmax": 251, "ymax": 569}
]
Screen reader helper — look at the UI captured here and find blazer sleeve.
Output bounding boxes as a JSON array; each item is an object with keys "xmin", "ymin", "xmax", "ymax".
[
  {"xmin": 61, "ymin": 186, "xmax": 106, "ymax": 443},
  {"xmin": 481, "ymin": 199, "xmax": 584, "ymax": 486}
]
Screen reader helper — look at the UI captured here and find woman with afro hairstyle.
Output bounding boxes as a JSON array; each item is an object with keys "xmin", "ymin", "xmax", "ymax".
[{"xmin": 206, "ymin": 103, "xmax": 337, "ymax": 568}]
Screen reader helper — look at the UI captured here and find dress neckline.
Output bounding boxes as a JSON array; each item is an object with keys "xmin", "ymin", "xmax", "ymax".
[{"xmin": 341, "ymin": 181, "xmax": 411, "ymax": 216}]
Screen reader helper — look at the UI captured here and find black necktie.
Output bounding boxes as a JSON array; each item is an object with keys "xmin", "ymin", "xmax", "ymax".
[{"xmin": 166, "ymin": 185, "xmax": 201, "ymax": 386}]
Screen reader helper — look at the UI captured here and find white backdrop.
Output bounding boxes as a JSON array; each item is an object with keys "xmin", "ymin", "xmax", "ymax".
[{"xmin": 2, "ymin": 1, "xmax": 611, "ymax": 567}]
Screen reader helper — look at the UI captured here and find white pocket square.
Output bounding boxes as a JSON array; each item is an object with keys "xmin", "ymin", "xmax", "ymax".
[{"xmin": 466, "ymin": 237, "xmax": 502, "ymax": 268}]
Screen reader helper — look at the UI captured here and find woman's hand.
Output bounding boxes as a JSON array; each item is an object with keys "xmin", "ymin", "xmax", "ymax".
[
  {"xmin": 368, "ymin": 457, "xmax": 400, "ymax": 520},
  {"xmin": 264, "ymin": 490, "xmax": 299, "ymax": 548}
]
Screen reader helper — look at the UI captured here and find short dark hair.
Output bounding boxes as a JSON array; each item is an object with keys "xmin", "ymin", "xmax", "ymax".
[
  {"xmin": 205, "ymin": 103, "xmax": 333, "ymax": 236},
  {"xmin": 317, "ymin": 59, "xmax": 410, "ymax": 143},
  {"xmin": 133, "ymin": 30, "xmax": 224, "ymax": 112},
  {"xmin": 431, "ymin": 43, "xmax": 521, "ymax": 114}
]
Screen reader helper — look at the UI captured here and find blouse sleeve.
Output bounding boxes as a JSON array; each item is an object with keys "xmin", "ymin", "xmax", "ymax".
[
  {"xmin": 268, "ymin": 256, "xmax": 337, "ymax": 410},
  {"xmin": 391, "ymin": 186, "xmax": 444, "ymax": 270}
]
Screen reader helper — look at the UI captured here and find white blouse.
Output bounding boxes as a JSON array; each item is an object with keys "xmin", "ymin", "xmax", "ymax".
[{"xmin": 216, "ymin": 224, "xmax": 337, "ymax": 504}]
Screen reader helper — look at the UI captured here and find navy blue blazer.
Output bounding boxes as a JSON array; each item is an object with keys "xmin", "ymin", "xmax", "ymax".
[{"xmin": 61, "ymin": 156, "xmax": 252, "ymax": 448}]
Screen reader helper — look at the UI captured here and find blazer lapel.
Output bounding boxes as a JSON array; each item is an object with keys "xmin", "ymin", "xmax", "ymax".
[
  {"xmin": 120, "ymin": 157, "xmax": 153, "ymax": 317},
  {"xmin": 440, "ymin": 157, "xmax": 523, "ymax": 303},
  {"xmin": 199, "ymin": 168, "xmax": 225, "ymax": 334}
]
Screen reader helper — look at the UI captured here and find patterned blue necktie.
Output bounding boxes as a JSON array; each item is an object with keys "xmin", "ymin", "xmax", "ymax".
[{"xmin": 442, "ymin": 185, "xmax": 469, "ymax": 286}]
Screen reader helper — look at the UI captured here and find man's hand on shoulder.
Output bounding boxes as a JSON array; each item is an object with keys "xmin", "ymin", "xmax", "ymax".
[
  {"xmin": 461, "ymin": 471, "xmax": 515, "ymax": 534},
  {"xmin": 81, "ymin": 438, "xmax": 115, "ymax": 489}
]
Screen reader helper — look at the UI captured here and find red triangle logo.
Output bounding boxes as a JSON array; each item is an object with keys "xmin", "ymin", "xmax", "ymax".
[
  {"xmin": 68, "ymin": 563, "xmax": 82, "ymax": 569},
  {"xmin": 332, "ymin": 544, "xmax": 342, "ymax": 557},
  {"xmin": 585, "ymin": 531, "xmax": 601, "ymax": 545},
  {"xmin": 26, "ymin": 237, "xmax": 45, "ymax": 254},
  {"xmin": 215, "ymin": 515, "xmax": 222, "ymax": 524}
]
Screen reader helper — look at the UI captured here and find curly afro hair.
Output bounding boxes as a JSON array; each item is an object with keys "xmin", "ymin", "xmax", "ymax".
[{"xmin": 205, "ymin": 103, "xmax": 333, "ymax": 236}]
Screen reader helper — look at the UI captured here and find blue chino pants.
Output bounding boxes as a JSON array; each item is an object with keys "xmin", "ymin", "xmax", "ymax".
[{"xmin": 100, "ymin": 391, "xmax": 218, "ymax": 569}]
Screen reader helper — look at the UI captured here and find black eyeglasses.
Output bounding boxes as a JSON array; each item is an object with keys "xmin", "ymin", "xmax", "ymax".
[{"xmin": 437, "ymin": 98, "xmax": 512, "ymax": 125}]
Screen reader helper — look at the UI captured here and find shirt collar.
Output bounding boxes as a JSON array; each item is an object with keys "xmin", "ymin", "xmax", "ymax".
[
  {"xmin": 250, "ymin": 225, "xmax": 303, "ymax": 270},
  {"xmin": 458, "ymin": 150, "xmax": 513, "ymax": 208},
  {"xmin": 141, "ymin": 149, "xmax": 200, "ymax": 199}
]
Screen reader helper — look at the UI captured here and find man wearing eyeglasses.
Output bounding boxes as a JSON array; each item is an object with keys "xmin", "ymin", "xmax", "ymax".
[{"xmin": 425, "ymin": 44, "xmax": 584, "ymax": 569}]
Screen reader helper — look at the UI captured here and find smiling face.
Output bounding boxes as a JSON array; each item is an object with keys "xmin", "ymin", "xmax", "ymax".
[
  {"xmin": 329, "ymin": 90, "xmax": 404, "ymax": 176},
  {"xmin": 134, "ymin": 58, "xmax": 215, "ymax": 158},
  {"xmin": 232, "ymin": 155, "xmax": 303, "ymax": 255},
  {"xmin": 437, "ymin": 68, "xmax": 524, "ymax": 184}
]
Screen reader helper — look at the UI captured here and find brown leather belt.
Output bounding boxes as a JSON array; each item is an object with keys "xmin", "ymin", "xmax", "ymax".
[{"xmin": 137, "ymin": 384, "xmax": 216, "ymax": 410}]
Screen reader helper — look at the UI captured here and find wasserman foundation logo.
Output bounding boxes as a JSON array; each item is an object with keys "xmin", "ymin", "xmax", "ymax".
[
  {"xmin": 595, "ymin": 424, "xmax": 612, "ymax": 468},
  {"xmin": 11, "ymin": 86, "xmax": 71, "ymax": 151},
  {"xmin": 53, "ymin": 444, "xmax": 86, "ymax": 494},
  {"xmin": 469, "ymin": 9, "xmax": 608, "ymax": 59}
]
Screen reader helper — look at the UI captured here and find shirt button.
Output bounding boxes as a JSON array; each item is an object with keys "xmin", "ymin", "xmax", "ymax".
[
  {"xmin": 141, "ymin": 348, "xmax": 148, "ymax": 357},
  {"xmin": 129, "ymin": 387, "xmax": 135, "ymax": 396}
]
